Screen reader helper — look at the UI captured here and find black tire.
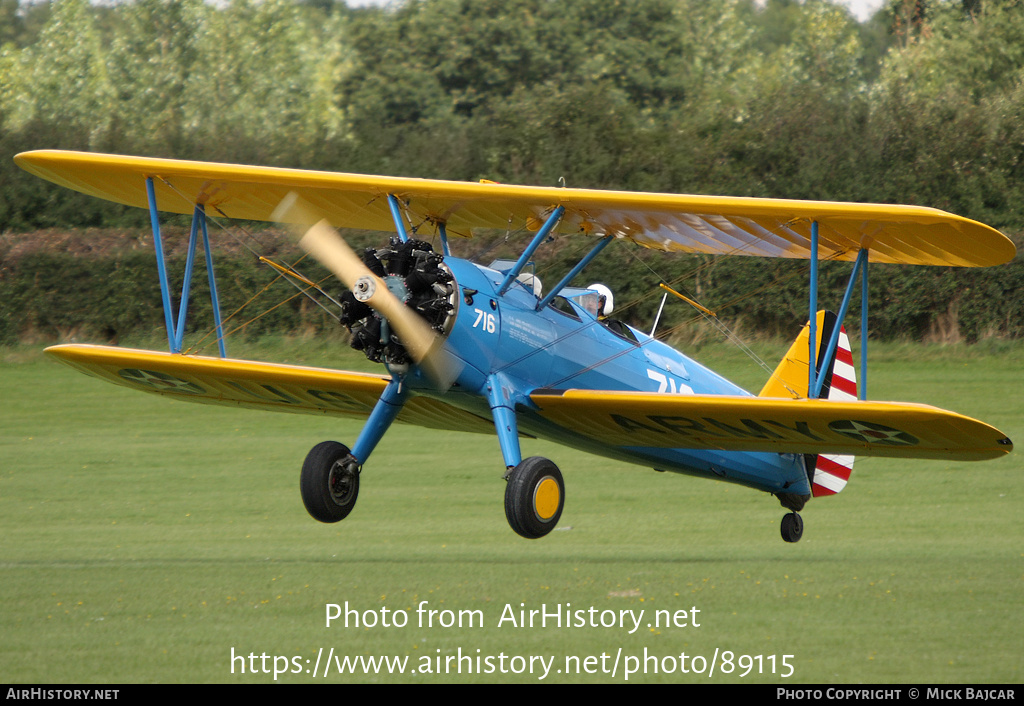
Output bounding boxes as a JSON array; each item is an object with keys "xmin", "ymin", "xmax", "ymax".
[
  {"xmin": 301, "ymin": 441, "xmax": 359, "ymax": 523},
  {"xmin": 504, "ymin": 457, "xmax": 564, "ymax": 539},
  {"xmin": 780, "ymin": 512, "xmax": 804, "ymax": 543}
]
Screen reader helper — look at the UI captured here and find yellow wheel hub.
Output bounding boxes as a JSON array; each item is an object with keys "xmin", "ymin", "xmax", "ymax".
[{"xmin": 533, "ymin": 477, "xmax": 561, "ymax": 521}]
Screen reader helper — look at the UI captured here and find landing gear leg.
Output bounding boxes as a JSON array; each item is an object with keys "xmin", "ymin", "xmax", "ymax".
[
  {"xmin": 486, "ymin": 374, "xmax": 564, "ymax": 539},
  {"xmin": 780, "ymin": 512, "xmax": 804, "ymax": 543}
]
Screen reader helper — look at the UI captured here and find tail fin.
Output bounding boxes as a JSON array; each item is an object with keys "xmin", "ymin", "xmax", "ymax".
[{"xmin": 759, "ymin": 311, "xmax": 857, "ymax": 497}]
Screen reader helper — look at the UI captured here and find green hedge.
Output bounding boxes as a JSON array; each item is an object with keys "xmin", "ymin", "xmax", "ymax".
[
  {"xmin": 3, "ymin": 231, "xmax": 1022, "ymax": 347},
  {"xmin": 0, "ymin": 246, "xmax": 342, "ymax": 347}
]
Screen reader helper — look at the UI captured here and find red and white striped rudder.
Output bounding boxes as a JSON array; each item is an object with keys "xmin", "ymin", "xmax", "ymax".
[{"xmin": 813, "ymin": 327, "xmax": 856, "ymax": 497}]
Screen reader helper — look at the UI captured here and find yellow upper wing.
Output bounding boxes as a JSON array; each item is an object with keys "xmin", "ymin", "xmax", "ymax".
[
  {"xmin": 46, "ymin": 344, "xmax": 495, "ymax": 435},
  {"xmin": 15, "ymin": 150, "xmax": 1015, "ymax": 267},
  {"xmin": 529, "ymin": 389, "xmax": 1013, "ymax": 461}
]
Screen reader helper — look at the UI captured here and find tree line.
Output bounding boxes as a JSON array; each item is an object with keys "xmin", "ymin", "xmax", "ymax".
[{"xmin": 2, "ymin": 0, "xmax": 1023, "ymax": 344}]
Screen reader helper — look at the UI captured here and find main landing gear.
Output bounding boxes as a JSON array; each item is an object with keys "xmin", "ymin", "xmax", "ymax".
[
  {"xmin": 298, "ymin": 440, "xmax": 568, "ymax": 540},
  {"xmin": 299, "ymin": 375, "xmax": 406, "ymax": 525},
  {"xmin": 504, "ymin": 457, "xmax": 565, "ymax": 539},
  {"xmin": 487, "ymin": 373, "xmax": 566, "ymax": 539}
]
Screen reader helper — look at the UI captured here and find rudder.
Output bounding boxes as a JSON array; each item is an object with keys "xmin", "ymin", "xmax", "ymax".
[{"xmin": 759, "ymin": 311, "xmax": 857, "ymax": 497}]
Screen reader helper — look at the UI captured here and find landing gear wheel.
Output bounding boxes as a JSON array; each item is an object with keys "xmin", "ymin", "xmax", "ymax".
[
  {"xmin": 504, "ymin": 457, "xmax": 564, "ymax": 539},
  {"xmin": 301, "ymin": 441, "xmax": 360, "ymax": 523},
  {"xmin": 780, "ymin": 512, "xmax": 803, "ymax": 543}
]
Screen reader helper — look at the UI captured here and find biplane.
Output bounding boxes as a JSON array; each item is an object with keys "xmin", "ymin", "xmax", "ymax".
[{"xmin": 15, "ymin": 150, "xmax": 1015, "ymax": 542}]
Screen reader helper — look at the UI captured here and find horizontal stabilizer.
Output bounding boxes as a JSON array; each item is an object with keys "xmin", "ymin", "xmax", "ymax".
[{"xmin": 529, "ymin": 389, "xmax": 1012, "ymax": 461}]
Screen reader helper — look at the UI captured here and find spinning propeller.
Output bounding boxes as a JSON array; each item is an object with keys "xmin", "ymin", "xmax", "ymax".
[{"xmin": 272, "ymin": 193, "xmax": 460, "ymax": 389}]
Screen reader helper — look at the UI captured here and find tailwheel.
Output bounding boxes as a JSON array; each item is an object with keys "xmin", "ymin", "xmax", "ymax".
[
  {"xmin": 504, "ymin": 457, "xmax": 564, "ymax": 539},
  {"xmin": 780, "ymin": 512, "xmax": 804, "ymax": 543},
  {"xmin": 301, "ymin": 441, "xmax": 360, "ymax": 523}
]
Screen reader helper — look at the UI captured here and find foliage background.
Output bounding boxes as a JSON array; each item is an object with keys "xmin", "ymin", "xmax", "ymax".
[{"xmin": 2, "ymin": 0, "xmax": 1024, "ymax": 344}]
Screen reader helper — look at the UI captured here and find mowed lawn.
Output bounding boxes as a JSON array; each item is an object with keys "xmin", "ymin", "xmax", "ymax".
[{"xmin": 1, "ymin": 339, "xmax": 1021, "ymax": 683}]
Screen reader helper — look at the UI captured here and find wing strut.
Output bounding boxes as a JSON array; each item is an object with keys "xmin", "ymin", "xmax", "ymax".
[
  {"xmin": 437, "ymin": 222, "xmax": 451, "ymax": 256},
  {"xmin": 387, "ymin": 194, "xmax": 410, "ymax": 243},
  {"xmin": 813, "ymin": 248, "xmax": 869, "ymax": 399},
  {"xmin": 145, "ymin": 178, "xmax": 227, "ymax": 357},
  {"xmin": 497, "ymin": 206, "xmax": 565, "ymax": 295},
  {"xmin": 807, "ymin": 220, "xmax": 869, "ymax": 401},
  {"xmin": 536, "ymin": 235, "xmax": 614, "ymax": 310}
]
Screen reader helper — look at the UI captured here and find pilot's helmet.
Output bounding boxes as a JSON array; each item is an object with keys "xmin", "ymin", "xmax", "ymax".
[
  {"xmin": 588, "ymin": 283, "xmax": 614, "ymax": 316},
  {"xmin": 517, "ymin": 273, "xmax": 542, "ymax": 297}
]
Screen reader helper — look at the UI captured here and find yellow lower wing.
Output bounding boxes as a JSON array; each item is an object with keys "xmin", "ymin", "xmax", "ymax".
[
  {"xmin": 46, "ymin": 344, "xmax": 494, "ymax": 435},
  {"xmin": 530, "ymin": 389, "xmax": 1012, "ymax": 461}
]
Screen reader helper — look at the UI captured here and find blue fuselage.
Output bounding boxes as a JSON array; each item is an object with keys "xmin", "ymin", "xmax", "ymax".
[{"xmin": 404, "ymin": 258, "xmax": 811, "ymax": 497}]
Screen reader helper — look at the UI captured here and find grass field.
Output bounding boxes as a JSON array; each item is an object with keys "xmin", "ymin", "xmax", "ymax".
[{"xmin": 1, "ymin": 337, "xmax": 1021, "ymax": 683}]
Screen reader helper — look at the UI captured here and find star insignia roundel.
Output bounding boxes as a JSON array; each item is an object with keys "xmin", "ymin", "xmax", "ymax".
[
  {"xmin": 117, "ymin": 368, "xmax": 205, "ymax": 395},
  {"xmin": 828, "ymin": 419, "xmax": 919, "ymax": 446}
]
